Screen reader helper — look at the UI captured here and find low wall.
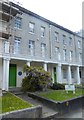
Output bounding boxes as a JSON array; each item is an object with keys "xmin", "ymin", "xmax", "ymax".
[
  {"xmin": 28, "ymin": 92, "xmax": 84, "ymax": 114},
  {"xmin": 1, "ymin": 105, "xmax": 42, "ymax": 118}
]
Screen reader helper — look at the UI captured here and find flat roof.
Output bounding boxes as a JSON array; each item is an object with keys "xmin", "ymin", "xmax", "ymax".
[{"xmin": 10, "ymin": 2, "xmax": 83, "ymax": 39}]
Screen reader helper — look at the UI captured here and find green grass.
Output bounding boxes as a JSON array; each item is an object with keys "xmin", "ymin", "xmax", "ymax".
[
  {"xmin": 38, "ymin": 89, "xmax": 84, "ymax": 102},
  {"xmin": 0, "ymin": 92, "xmax": 33, "ymax": 113}
]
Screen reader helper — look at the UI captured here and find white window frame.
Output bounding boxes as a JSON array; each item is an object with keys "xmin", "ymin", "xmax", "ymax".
[
  {"xmin": 15, "ymin": 17, "xmax": 22, "ymax": 29},
  {"xmin": 29, "ymin": 40, "xmax": 35, "ymax": 56},
  {"xmin": 63, "ymin": 49, "xmax": 66, "ymax": 61},
  {"xmin": 69, "ymin": 37, "xmax": 72, "ymax": 46},
  {"xmin": 70, "ymin": 51, "xmax": 73, "ymax": 61},
  {"xmin": 41, "ymin": 43, "xmax": 46, "ymax": 57},
  {"xmin": 29, "ymin": 22, "xmax": 35, "ymax": 33},
  {"xmin": 55, "ymin": 47, "xmax": 61, "ymax": 60},
  {"xmin": 41, "ymin": 26, "xmax": 45, "ymax": 37},
  {"xmin": 14, "ymin": 36, "xmax": 21, "ymax": 54},
  {"xmin": 78, "ymin": 40, "xmax": 81, "ymax": 48},
  {"xmin": 79, "ymin": 53, "xmax": 82, "ymax": 62},
  {"xmin": 63, "ymin": 35, "xmax": 66, "ymax": 45},
  {"xmin": 55, "ymin": 32, "xmax": 59, "ymax": 42}
]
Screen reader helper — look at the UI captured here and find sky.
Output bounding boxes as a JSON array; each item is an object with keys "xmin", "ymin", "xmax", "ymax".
[{"xmin": 11, "ymin": 0, "xmax": 83, "ymax": 32}]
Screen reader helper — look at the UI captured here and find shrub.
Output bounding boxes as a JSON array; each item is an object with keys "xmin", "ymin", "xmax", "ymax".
[
  {"xmin": 21, "ymin": 65, "xmax": 52, "ymax": 92},
  {"xmin": 50, "ymin": 82, "xmax": 65, "ymax": 90}
]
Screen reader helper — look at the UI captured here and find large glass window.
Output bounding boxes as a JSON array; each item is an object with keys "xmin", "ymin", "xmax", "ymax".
[
  {"xmin": 15, "ymin": 17, "xmax": 22, "ymax": 29},
  {"xmin": 70, "ymin": 51, "xmax": 73, "ymax": 61},
  {"xmin": 78, "ymin": 40, "xmax": 81, "ymax": 48},
  {"xmin": 63, "ymin": 49, "xmax": 66, "ymax": 61},
  {"xmin": 55, "ymin": 47, "xmax": 60, "ymax": 60},
  {"xmin": 14, "ymin": 36, "xmax": 21, "ymax": 54},
  {"xmin": 63, "ymin": 35, "xmax": 66, "ymax": 44},
  {"xmin": 29, "ymin": 22, "xmax": 35, "ymax": 33},
  {"xmin": 29, "ymin": 40, "xmax": 35, "ymax": 56},
  {"xmin": 41, "ymin": 43, "xmax": 46, "ymax": 57},
  {"xmin": 41, "ymin": 26, "xmax": 45, "ymax": 37},
  {"xmin": 69, "ymin": 37, "xmax": 72, "ymax": 46},
  {"xmin": 55, "ymin": 32, "xmax": 59, "ymax": 42},
  {"xmin": 79, "ymin": 53, "xmax": 82, "ymax": 62}
]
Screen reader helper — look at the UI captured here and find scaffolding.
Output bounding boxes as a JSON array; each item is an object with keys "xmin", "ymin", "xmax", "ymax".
[{"xmin": 0, "ymin": 0, "xmax": 21, "ymax": 54}]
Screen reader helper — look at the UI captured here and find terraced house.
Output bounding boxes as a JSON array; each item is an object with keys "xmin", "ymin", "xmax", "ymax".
[{"xmin": 0, "ymin": 0, "xmax": 83, "ymax": 91}]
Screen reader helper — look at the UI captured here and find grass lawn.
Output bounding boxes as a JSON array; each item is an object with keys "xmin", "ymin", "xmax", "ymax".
[
  {"xmin": 38, "ymin": 89, "xmax": 84, "ymax": 102},
  {"xmin": 0, "ymin": 92, "xmax": 33, "ymax": 113}
]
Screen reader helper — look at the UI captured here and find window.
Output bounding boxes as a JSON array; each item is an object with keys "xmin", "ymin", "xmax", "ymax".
[
  {"xmin": 14, "ymin": 36, "xmax": 21, "ymax": 54},
  {"xmin": 55, "ymin": 32, "xmax": 59, "ymax": 42},
  {"xmin": 63, "ymin": 49, "xmax": 66, "ymax": 61},
  {"xmin": 63, "ymin": 35, "xmax": 66, "ymax": 44},
  {"xmin": 29, "ymin": 22, "xmax": 35, "ymax": 33},
  {"xmin": 79, "ymin": 53, "xmax": 82, "ymax": 61},
  {"xmin": 69, "ymin": 37, "xmax": 72, "ymax": 46},
  {"xmin": 41, "ymin": 26, "xmax": 45, "ymax": 37},
  {"xmin": 71, "ymin": 69, "xmax": 74, "ymax": 78},
  {"xmin": 29, "ymin": 40, "xmax": 35, "ymax": 56},
  {"xmin": 15, "ymin": 17, "xmax": 22, "ymax": 29},
  {"xmin": 70, "ymin": 51, "xmax": 73, "ymax": 61},
  {"xmin": 41, "ymin": 43, "xmax": 46, "ymax": 57},
  {"xmin": 55, "ymin": 47, "xmax": 61, "ymax": 60},
  {"xmin": 63, "ymin": 69, "xmax": 67, "ymax": 79},
  {"xmin": 78, "ymin": 40, "xmax": 81, "ymax": 48}
]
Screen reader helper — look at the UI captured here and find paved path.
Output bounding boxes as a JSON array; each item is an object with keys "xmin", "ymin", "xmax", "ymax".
[
  {"xmin": 16, "ymin": 93, "xmax": 58, "ymax": 118},
  {"xmin": 13, "ymin": 92, "xmax": 84, "ymax": 119}
]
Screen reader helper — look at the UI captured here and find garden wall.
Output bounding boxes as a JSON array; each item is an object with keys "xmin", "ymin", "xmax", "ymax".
[
  {"xmin": 1, "ymin": 105, "xmax": 42, "ymax": 118},
  {"xmin": 28, "ymin": 92, "xmax": 84, "ymax": 114}
]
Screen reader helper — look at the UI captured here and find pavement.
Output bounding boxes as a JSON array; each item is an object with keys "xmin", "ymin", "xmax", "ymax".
[{"xmin": 16, "ymin": 93, "xmax": 58, "ymax": 118}]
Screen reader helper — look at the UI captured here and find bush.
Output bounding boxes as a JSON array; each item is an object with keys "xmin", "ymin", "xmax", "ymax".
[
  {"xmin": 21, "ymin": 65, "xmax": 52, "ymax": 92},
  {"xmin": 50, "ymin": 82, "xmax": 65, "ymax": 90}
]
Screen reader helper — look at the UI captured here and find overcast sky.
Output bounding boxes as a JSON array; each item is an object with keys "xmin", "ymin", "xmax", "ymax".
[{"xmin": 11, "ymin": 0, "xmax": 83, "ymax": 32}]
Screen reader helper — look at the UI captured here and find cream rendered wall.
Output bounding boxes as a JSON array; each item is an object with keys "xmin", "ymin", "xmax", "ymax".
[{"xmin": 17, "ymin": 65, "xmax": 25, "ymax": 87}]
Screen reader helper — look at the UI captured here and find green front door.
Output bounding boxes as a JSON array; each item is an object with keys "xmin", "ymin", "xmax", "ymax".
[
  {"xmin": 54, "ymin": 67, "xmax": 56, "ymax": 83},
  {"xmin": 9, "ymin": 64, "xmax": 17, "ymax": 87}
]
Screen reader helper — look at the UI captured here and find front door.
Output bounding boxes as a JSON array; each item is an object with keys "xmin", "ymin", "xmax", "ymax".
[
  {"xmin": 54, "ymin": 67, "xmax": 56, "ymax": 83},
  {"xmin": 9, "ymin": 64, "xmax": 17, "ymax": 87}
]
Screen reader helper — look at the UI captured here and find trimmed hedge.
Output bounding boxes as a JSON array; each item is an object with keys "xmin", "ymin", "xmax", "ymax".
[{"xmin": 50, "ymin": 83, "xmax": 65, "ymax": 90}]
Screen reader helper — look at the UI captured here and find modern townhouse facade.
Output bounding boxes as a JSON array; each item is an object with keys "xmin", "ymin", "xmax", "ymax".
[{"xmin": 0, "ymin": 0, "xmax": 83, "ymax": 91}]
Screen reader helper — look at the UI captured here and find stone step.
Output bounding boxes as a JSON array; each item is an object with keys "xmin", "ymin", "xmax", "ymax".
[{"xmin": 42, "ymin": 111, "xmax": 58, "ymax": 118}]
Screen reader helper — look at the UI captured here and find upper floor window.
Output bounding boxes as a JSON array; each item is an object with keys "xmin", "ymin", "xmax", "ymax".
[
  {"xmin": 15, "ymin": 17, "xmax": 22, "ymax": 29},
  {"xmin": 78, "ymin": 40, "xmax": 81, "ymax": 48},
  {"xmin": 55, "ymin": 47, "xmax": 60, "ymax": 60},
  {"xmin": 69, "ymin": 37, "xmax": 72, "ymax": 46},
  {"xmin": 29, "ymin": 22, "xmax": 35, "ymax": 33},
  {"xmin": 79, "ymin": 53, "xmax": 82, "ymax": 61},
  {"xmin": 55, "ymin": 32, "xmax": 59, "ymax": 42},
  {"xmin": 63, "ymin": 49, "xmax": 67, "ymax": 61},
  {"xmin": 63, "ymin": 35, "xmax": 66, "ymax": 45},
  {"xmin": 41, "ymin": 43, "xmax": 46, "ymax": 57},
  {"xmin": 41, "ymin": 26, "xmax": 45, "ymax": 37},
  {"xmin": 14, "ymin": 36, "xmax": 21, "ymax": 54},
  {"xmin": 70, "ymin": 51, "xmax": 73, "ymax": 61},
  {"xmin": 29, "ymin": 40, "xmax": 35, "ymax": 56}
]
